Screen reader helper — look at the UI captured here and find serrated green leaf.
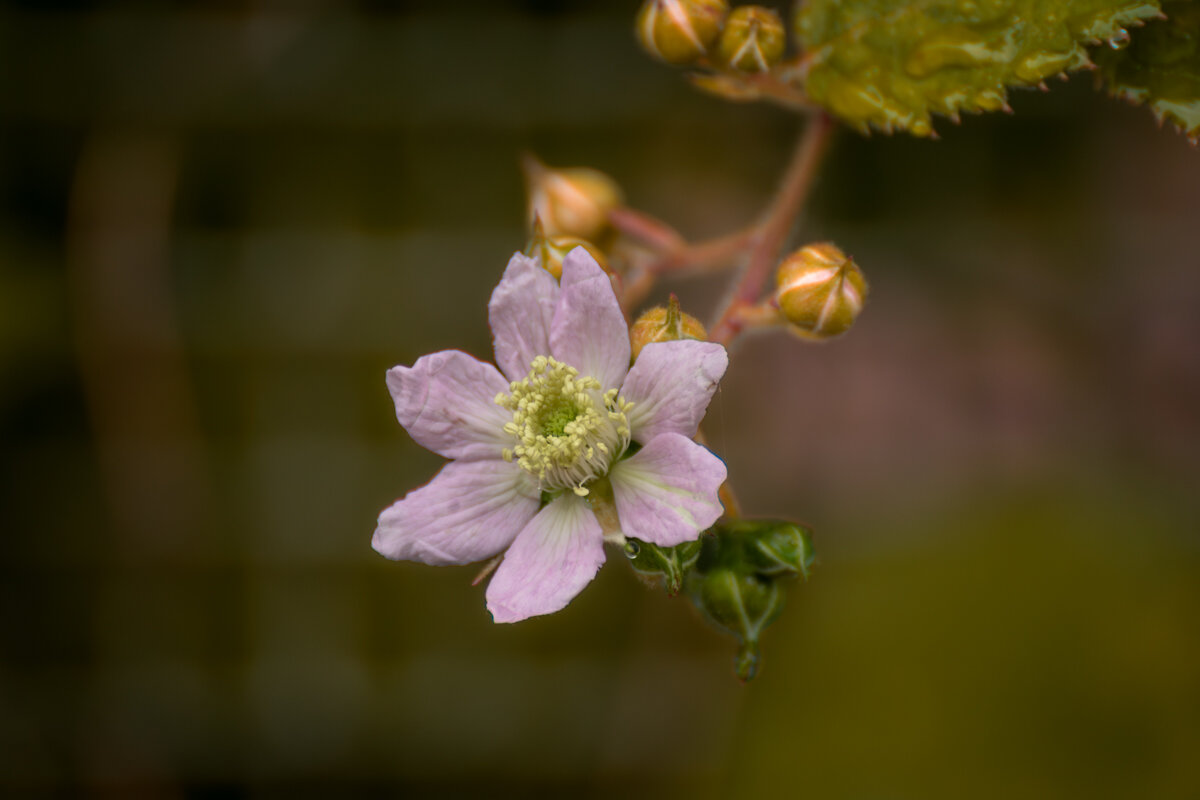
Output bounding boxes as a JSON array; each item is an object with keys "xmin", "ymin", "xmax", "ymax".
[
  {"xmin": 1095, "ymin": 1, "xmax": 1200, "ymax": 140},
  {"xmin": 795, "ymin": 0, "xmax": 1164, "ymax": 135}
]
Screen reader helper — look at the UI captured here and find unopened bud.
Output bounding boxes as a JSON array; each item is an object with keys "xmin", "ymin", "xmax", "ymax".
[
  {"xmin": 635, "ymin": 0, "xmax": 729, "ymax": 66},
  {"xmin": 522, "ymin": 154, "xmax": 622, "ymax": 241},
  {"xmin": 525, "ymin": 218, "xmax": 609, "ymax": 280},
  {"xmin": 624, "ymin": 537, "xmax": 702, "ymax": 595},
  {"xmin": 716, "ymin": 6, "xmax": 785, "ymax": 73},
  {"xmin": 629, "ymin": 294, "xmax": 707, "ymax": 361},
  {"xmin": 727, "ymin": 519, "xmax": 815, "ymax": 578},
  {"xmin": 774, "ymin": 242, "xmax": 868, "ymax": 340},
  {"xmin": 688, "ymin": 566, "xmax": 782, "ymax": 681},
  {"xmin": 685, "ymin": 518, "xmax": 816, "ymax": 681}
]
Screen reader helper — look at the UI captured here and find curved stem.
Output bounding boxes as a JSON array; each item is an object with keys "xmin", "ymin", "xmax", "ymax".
[
  {"xmin": 687, "ymin": 55, "xmax": 818, "ymax": 112},
  {"xmin": 608, "ymin": 206, "xmax": 686, "ymax": 252},
  {"xmin": 648, "ymin": 227, "xmax": 756, "ymax": 276},
  {"xmin": 709, "ymin": 113, "xmax": 835, "ymax": 345},
  {"xmin": 614, "ymin": 222, "xmax": 755, "ymax": 313}
]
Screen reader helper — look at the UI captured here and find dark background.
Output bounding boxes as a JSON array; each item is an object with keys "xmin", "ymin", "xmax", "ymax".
[{"xmin": 2, "ymin": 1, "xmax": 1199, "ymax": 796}]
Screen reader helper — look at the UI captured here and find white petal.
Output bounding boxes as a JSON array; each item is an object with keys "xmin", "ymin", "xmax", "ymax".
[
  {"xmin": 489, "ymin": 252, "xmax": 560, "ymax": 381},
  {"xmin": 609, "ymin": 433, "xmax": 726, "ymax": 548},
  {"xmin": 373, "ymin": 459, "xmax": 540, "ymax": 566},
  {"xmin": 549, "ymin": 247, "xmax": 629, "ymax": 390},
  {"xmin": 386, "ymin": 350, "xmax": 513, "ymax": 461},
  {"xmin": 622, "ymin": 340, "xmax": 728, "ymax": 442},
  {"xmin": 485, "ymin": 493, "xmax": 606, "ymax": 623}
]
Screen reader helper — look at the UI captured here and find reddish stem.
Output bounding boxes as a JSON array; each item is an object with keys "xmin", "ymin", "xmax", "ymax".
[
  {"xmin": 710, "ymin": 114, "xmax": 835, "ymax": 345},
  {"xmin": 608, "ymin": 206, "xmax": 686, "ymax": 252},
  {"xmin": 648, "ymin": 228, "xmax": 757, "ymax": 276}
]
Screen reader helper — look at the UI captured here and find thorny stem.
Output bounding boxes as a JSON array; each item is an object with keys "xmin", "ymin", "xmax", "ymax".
[{"xmin": 710, "ymin": 113, "xmax": 835, "ymax": 345}]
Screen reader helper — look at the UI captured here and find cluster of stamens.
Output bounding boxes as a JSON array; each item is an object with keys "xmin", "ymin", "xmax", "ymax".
[{"xmin": 496, "ymin": 355, "xmax": 633, "ymax": 496}]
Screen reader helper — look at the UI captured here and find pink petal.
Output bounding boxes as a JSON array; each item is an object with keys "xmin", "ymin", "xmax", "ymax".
[
  {"xmin": 387, "ymin": 350, "xmax": 513, "ymax": 461},
  {"xmin": 609, "ymin": 433, "xmax": 727, "ymax": 548},
  {"xmin": 373, "ymin": 459, "xmax": 540, "ymax": 566},
  {"xmin": 489, "ymin": 252, "xmax": 560, "ymax": 382},
  {"xmin": 485, "ymin": 493, "xmax": 606, "ymax": 623},
  {"xmin": 549, "ymin": 248, "xmax": 629, "ymax": 390},
  {"xmin": 622, "ymin": 340, "xmax": 728, "ymax": 443}
]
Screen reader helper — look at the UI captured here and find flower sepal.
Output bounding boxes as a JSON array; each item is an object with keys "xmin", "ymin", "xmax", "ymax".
[
  {"xmin": 684, "ymin": 519, "xmax": 815, "ymax": 681},
  {"xmin": 624, "ymin": 537, "xmax": 702, "ymax": 595},
  {"xmin": 732, "ymin": 519, "xmax": 815, "ymax": 578}
]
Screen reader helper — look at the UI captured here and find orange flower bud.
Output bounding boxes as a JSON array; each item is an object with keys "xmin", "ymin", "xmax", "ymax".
[
  {"xmin": 774, "ymin": 242, "xmax": 868, "ymax": 340},
  {"xmin": 522, "ymin": 154, "xmax": 622, "ymax": 242},
  {"xmin": 525, "ymin": 218, "xmax": 609, "ymax": 280},
  {"xmin": 629, "ymin": 294, "xmax": 707, "ymax": 361}
]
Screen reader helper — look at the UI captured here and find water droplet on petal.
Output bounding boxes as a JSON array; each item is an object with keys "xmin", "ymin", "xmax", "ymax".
[
  {"xmin": 1108, "ymin": 29, "xmax": 1130, "ymax": 49},
  {"xmin": 624, "ymin": 540, "xmax": 640, "ymax": 558}
]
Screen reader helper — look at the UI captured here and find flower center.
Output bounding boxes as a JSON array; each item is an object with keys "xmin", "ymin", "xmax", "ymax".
[{"xmin": 496, "ymin": 355, "xmax": 632, "ymax": 496}]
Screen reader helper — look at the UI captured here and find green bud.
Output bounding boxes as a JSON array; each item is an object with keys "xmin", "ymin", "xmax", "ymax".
[
  {"xmin": 635, "ymin": 0, "xmax": 729, "ymax": 66},
  {"xmin": 774, "ymin": 242, "xmax": 869, "ymax": 340},
  {"xmin": 624, "ymin": 537, "xmax": 702, "ymax": 595},
  {"xmin": 684, "ymin": 519, "xmax": 816, "ymax": 681},
  {"xmin": 716, "ymin": 6, "xmax": 786, "ymax": 73},
  {"xmin": 727, "ymin": 519, "xmax": 815, "ymax": 578},
  {"xmin": 687, "ymin": 566, "xmax": 783, "ymax": 682}
]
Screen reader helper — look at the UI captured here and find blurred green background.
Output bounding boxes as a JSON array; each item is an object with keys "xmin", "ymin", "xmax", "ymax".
[{"xmin": 2, "ymin": 1, "xmax": 1199, "ymax": 797}]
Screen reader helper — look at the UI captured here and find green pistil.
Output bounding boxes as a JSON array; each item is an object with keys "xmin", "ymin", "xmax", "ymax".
[{"xmin": 540, "ymin": 402, "xmax": 580, "ymax": 439}]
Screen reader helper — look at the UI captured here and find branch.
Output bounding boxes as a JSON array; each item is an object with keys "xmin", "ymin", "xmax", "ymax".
[{"xmin": 709, "ymin": 113, "xmax": 835, "ymax": 345}]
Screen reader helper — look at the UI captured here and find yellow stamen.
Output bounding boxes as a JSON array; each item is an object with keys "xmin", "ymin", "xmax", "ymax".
[{"xmin": 495, "ymin": 356, "xmax": 633, "ymax": 494}]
